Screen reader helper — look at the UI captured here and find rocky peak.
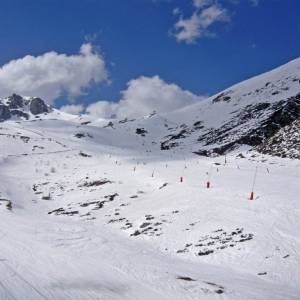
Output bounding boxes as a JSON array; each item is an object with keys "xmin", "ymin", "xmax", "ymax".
[
  {"xmin": 7, "ymin": 94, "xmax": 25, "ymax": 109},
  {"xmin": 0, "ymin": 104, "xmax": 11, "ymax": 121},
  {"xmin": 29, "ymin": 97, "xmax": 49, "ymax": 115},
  {"xmin": 0, "ymin": 94, "xmax": 51, "ymax": 122}
]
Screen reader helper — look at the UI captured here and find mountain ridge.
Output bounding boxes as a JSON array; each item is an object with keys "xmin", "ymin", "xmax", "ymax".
[{"xmin": 1, "ymin": 57, "xmax": 299, "ymax": 159}]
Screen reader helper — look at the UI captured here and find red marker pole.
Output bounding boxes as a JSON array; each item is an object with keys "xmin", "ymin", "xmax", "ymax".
[
  {"xmin": 181, "ymin": 157, "xmax": 187, "ymax": 183},
  {"xmin": 250, "ymin": 166, "xmax": 258, "ymax": 200},
  {"xmin": 206, "ymin": 166, "xmax": 213, "ymax": 189}
]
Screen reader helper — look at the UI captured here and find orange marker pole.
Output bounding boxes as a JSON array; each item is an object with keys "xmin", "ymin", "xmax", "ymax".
[
  {"xmin": 250, "ymin": 166, "xmax": 258, "ymax": 200},
  {"xmin": 206, "ymin": 165, "xmax": 213, "ymax": 189}
]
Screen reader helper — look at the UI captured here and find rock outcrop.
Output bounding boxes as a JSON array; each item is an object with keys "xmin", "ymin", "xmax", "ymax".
[
  {"xmin": 0, "ymin": 94, "xmax": 50, "ymax": 122},
  {"xmin": 0, "ymin": 104, "xmax": 11, "ymax": 121},
  {"xmin": 29, "ymin": 97, "xmax": 49, "ymax": 115}
]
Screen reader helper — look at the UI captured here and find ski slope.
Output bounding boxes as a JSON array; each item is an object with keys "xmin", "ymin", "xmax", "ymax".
[{"xmin": 0, "ymin": 117, "xmax": 300, "ymax": 299}]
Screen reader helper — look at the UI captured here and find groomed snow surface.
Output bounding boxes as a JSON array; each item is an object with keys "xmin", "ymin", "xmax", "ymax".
[{"xmin": 0, "ymin": 118, "xmax": 300, "ymax": 300}]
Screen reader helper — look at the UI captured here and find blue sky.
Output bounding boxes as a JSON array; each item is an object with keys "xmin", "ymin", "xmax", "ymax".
[{"xmin": 0, "ymin": 0, "xmax": 299, "ymax": 117}]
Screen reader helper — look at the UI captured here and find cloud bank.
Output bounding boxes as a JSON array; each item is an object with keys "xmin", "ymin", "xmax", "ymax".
[
  {"xmin": 0, "ymin": 43, "xmax": 108, "ymax": 104},
  {"xmin": 86, "ymin": 76, "xmax": 203, "ymax": 119},
  {"xmin": 60, "ymin": 104, "xmax": 84, "ymax": 115}
]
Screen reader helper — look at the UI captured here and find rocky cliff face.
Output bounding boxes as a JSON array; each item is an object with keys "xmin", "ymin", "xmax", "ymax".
[
  {"xmin": 255, "ymin": 119, "xmax": 300, "ymax": 159},
  {"xmin": 0, "ymin": 94, "xmax": 50, "ymax": 121}
]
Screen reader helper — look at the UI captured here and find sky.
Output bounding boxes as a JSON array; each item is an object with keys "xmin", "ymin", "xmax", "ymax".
[{"xmin": 0, "ymin": 0, "xmax": 299, "ymax": 118}]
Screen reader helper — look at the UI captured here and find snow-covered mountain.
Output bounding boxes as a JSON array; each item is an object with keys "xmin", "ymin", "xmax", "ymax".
[
  {"xmin": 0, "ymin": 59, "xmax": 300, "ymax": 299},
  {"xmin": 0, "ymin": 94, "xmax": 51, "ymax": 121},
  {"xmin": 91, "ymin": 57, "xmax": 299, "ymax": 159},
  {"xmin": 1, "ymin": 58, "xmax": 300, "ymax": 158},
  {"xmin": 0, "ymin": 93, "xmax": 76, "ymax": 122}
]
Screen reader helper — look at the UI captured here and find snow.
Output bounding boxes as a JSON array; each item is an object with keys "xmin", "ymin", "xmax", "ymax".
[
  {"xmin": 0, "ymin": 58, "xmax": 300, "ymax": 299},
  {"xmin": 0, "ymin": 116, "xmax": 300, "ymax": 299}
]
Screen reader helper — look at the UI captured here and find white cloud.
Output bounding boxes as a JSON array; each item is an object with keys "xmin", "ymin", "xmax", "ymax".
[
  {"xmin": 86, "ymin": 101, "xmax": 118, "ymax": 119},
  {"xmin": 174, "ymin": 2, "xmax": 230, "ymax": 44},
  {"xmin": 0, "ymin": 43, "xmax": 108, "ymax": 104},
  {"xmin": 60, "ymin": 104, "xmax": 84, "ymax": 115},
  {"xmin": 86, "ymin": 76, "xmax": 203, "ymax": 119}
]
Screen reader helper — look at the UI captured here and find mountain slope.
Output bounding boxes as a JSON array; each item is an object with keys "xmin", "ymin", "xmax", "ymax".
[
  {"xmin": 256, "ymin": 119, "xmax": 300, "ymax": 159},
  {"xmin": 1, "ymin": 58, "xmax": 299, "ymax": 158},
  {"xmin": 158, "ymin": 58, "xmax": 300, "ymax": 155},
  {"xmin": 0, "ymin": 59, "xmax": 300, "ymax": 299},
  {"xmin": 1, "ymin": 116, "xmax": 300, "ymax": 299},
  {"xmin": 93, "ymin": 58, "xmax": 300, "ymax": 157}
]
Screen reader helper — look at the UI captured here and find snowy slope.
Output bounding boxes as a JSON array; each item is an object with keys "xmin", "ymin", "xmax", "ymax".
[
  {"xmin": 93, "ymin": 58, "xmax": 300, "ymax": 156},
  {"xmin": 0, "ymin": 59, "xmax": 300, "ymax": 299}
]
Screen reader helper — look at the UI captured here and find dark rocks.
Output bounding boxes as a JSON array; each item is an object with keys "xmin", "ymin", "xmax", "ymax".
[
  {"xmin": 136, "ymin": 128, "xmax": 148, "ymax": 136},
  {"xmin": 178, "ymin": 227, "xmax": 253, "ymax": 257},
  {"xmin": 29, "ymin": 97, "xmax": 49, "ymax": 115},
  {"xmin": 20, "ymin": 136, "xmax": 30, "ymax": 143},
  {"xmin": 48, "ymin": 208, "xmax": 64, "ymax": 214},
  {"xmin": 104, "ymin": 193, "xmax": 119, "ymax": 201},
  {"xmin": 10, "ymin": 109, "xmax": 29, "ymax": 119},
  {"xmin": 161, "ymin": 140, "xmax": 179, "ymax": 150},
  {"xmin": 256, "ymin": 119, "xmax": 300, "ymax": 159},
  {"xmin": 7, "ymin": 94, "xmax": 24, "ymax": 109},
  {"xmin": 75, "ymin": 133, "xmax": 85, "ymax": 138},
  {"xmin": 79, "ymin": 151, "xmax": 91, "ymax": 157},
  {"xmin": 130, "ymin": 230, "xmax": 141, "ymax": 236},
  {"xmin": 198, "ymin": 249, "xmax": 214, "ymax": 256},
  {"xmin": 81, "ymin": 121, "xmax": 91, "ymax": 125},
  {"xmin": 159, "ymin": 183, "xmax": 168, "ymax": 189},
  {"xmin": 212, "ymin": 91, "xmax": 232, "ymax": 103},
  {"xmin": 79, "ymin": 179, "xmax": 112, "ymax": 187},
  {"xmin": 119, "ymin": 118, "xmax": 135, "ymax": 124},
  {"xmin": 103, "ymin": 121, "xmax": 114, "ymax": 128},
  {"xmin": 79, "ymin": 193, "xmax": 117, "ymax": 211},
  {"xmin": 239, "ymin": 234, "xmax": 254, "ymax": 242},
  {"xmin": 193, "ymin": 121, "xmax": 204, "ymax": 130},
  {"xmin": 140, "ymin": 222, "xmax": 151, "ymax": 228},
  {"xmin": 177, "ymin": 276, "xmax": 196, "ymax": 281},
  {"xmin": 0, "ymin": 198, "xmax": 12, "ymax": 210},
  {"xmin": 48, "ymin": 207, "xmax": 79, "ymax": 216},
  {"xmin": 0, "ymin": 105, "xmax": 11, "ymax": 121},
  {"xmin": 257, "ymin": 272, "xmax": 267, "ymax": 276},
  {"xmin": 108, "ymin": 217, "xmax": 126, "ymax": 223},
  {"xmin": 74, "ymin": 133, "xmax": 93, "ymax": 138}
]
